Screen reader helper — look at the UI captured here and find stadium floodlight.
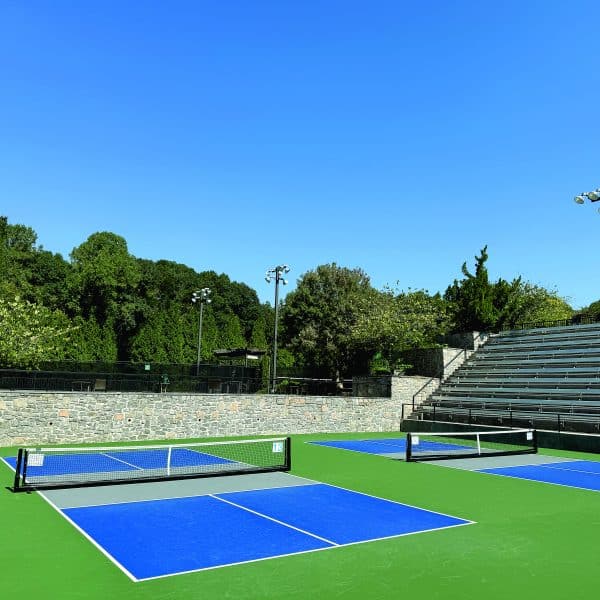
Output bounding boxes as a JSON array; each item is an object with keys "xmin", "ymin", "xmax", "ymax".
[
  {"xmin": 574, "ymin": 188, "xmax": 600, "ymax": 206},
  {"xmin": 191, "ymin": 288, "xmax": 212, "ymax": 375},
  {"xmin": 587, "ymin": 189, "xmax": 600, "ymax": 201},
  {"xmin": 265, "ymin": 265, "xmax": 291, "ymax": 393}
]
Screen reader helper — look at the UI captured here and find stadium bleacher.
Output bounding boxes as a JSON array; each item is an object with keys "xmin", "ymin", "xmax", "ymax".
[{"xmin": 408, "ymin": 322, "xmax": 600, "ymax": 434}]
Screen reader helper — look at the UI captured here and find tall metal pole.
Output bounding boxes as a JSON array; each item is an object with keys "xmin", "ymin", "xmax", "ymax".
[
  {"xmin": 265, "ymin": 265, "xmax": 290, "ymax": 394},
  {"xmin": 272, "ymin": 274, "xmax": 280, "ymax": 393},
  {"xmin": 196, "ymin": 299, "xmax": 204, "ymax": 376},
  {"xmin": 192, "ymin": 288, "xmax": 211, "ymax": 377}
]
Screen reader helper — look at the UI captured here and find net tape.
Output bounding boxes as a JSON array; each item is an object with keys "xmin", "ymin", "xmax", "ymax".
[
  {"xmin": 406, "ymin": 428, "xmax": 537, "ymax": 462},
  {"xmin": 13, "ymin": 437, "xmax": 291, "ymax": 491}
]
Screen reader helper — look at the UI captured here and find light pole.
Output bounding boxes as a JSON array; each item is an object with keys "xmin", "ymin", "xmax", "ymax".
[
  {"xmin": 574, "ymin": 188, "xmax": 600, "ymax": 212},
  {"xmin": 265, "ymin": 265, "xmax": 290, "ymax": 393},
  {"xmin": 192, "ymin": 288, "xmax": 211, "ymax": 376}
]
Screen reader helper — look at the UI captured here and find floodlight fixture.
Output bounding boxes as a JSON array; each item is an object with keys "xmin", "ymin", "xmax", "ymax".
[
  {"xmin": 574, "ymin": 188, "xmax": 600, "ymax": 206},
  {"xmin": 192, "ymin": 287, "xmax": 212, "ymax": 375},
  {"xmin": 265, "ymin": 264, "xmax": 292, "ymax": 393},
  {"xmin": 587, "ymin": 189, "xmax": 600, "ymax": 202}
]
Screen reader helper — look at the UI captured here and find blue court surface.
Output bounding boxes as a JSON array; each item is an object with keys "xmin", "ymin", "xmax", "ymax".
[
  {"xmin": 3, "ymin": 447, "xmax": 233, "ymax": 477},
  {"xmin": 478, "ymin": 460, "xmax": 600, "ymax": 492},
  {"xmin": 309, "ymin": 438, "xmax": 467, "ymax": 456},
  {"xmin": 56, "ymin": 482, "xmax": 471, "ymax": 581}
]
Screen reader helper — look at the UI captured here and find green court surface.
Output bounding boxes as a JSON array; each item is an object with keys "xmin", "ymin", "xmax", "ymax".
[{"xmin": 1, "ymin": 432, "xmax": 598, "ymax": 599}]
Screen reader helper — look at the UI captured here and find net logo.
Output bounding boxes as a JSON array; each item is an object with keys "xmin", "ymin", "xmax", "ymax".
[
  {"xmin": 28, "ymin": 453, "xmax": 45, "ymax": 466},
  {"xmin": 272, "ymin": 442, "xmax": 284, "ymax": 453}
]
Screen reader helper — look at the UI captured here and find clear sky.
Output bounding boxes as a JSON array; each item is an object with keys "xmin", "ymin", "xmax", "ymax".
[{"xmin": 1, "ymin": 1, "xmax": 598, "ymax": 308}]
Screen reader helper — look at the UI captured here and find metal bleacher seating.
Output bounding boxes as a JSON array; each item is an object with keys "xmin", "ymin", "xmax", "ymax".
[{"xmin": 408, "ymin": 321, "xmax": 600, "ymax": 434}]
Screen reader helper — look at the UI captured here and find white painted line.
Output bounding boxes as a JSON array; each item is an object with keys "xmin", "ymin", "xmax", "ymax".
[
  {"xmin": 101, "ymin": 452, "xmax": 144, "ymax": 470},
  {"xmin": 307, "ymin": 441, "xmax": 402, "ymax": 457},
  {"xmin": 37, "ymin": 491, "xmax": 139, "ymax": 582},
  {"xmin": 138, "ymin": 514, "xmax": 474, "ymax": 582},
  {"xmin": 59, "ymin": 479, "xmax": 315, "ymax": 510},
  {"xmin": 536, "ymin": 463, "xmax": 600, "ymax": 476},
  {"xmin": 291, "ymin": 479, "xmax": 476, "ymax": 524},
  {"xmin": 209, "ymin": 493, "xmax": 339, "ymax": 546},
  {"xmin": 473, "ymin": 469, "xmax": 600, "ymax": 493}
]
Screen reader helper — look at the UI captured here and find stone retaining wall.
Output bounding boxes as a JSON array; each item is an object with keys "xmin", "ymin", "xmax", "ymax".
[{"xmin": 0, "ymin": 390, "xmax": 407, "ymax": 446}]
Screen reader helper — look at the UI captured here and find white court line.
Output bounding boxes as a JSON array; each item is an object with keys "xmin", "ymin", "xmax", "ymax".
[
  {"xmin": 3, "ymin": 453, "xmax": 475, "ymax": 582},
  {"xmin": 100, "ymin": 452, "xmax": 144, "ymax": 470},
  {"xmin": 535, "ymin": 463, "xmax": 600, "ymax": 476},
  {"xmin": 52, "ymin": 486, "xmax": 474, "ymax": 583},
  {"xmin": 307, "ymin": 440, "xmax": 403, "ymax": 457},
  {"xmin": 472, "ymin": 468, "xmax": 600, "ymax": 494},
  {"xmin": 58, "ymin": 478, "xmax": 315, "ymax": 510},
  {"xmin": 139, "ymin": 519, "xmax": 473, "ymax": 582},
  {"xmin": 37, "ymin": 491, "xmax": 140, "ymax": 582},
  {"xmin": 209, "ymin": 493, "xmax": 339, "ymax": 546}
]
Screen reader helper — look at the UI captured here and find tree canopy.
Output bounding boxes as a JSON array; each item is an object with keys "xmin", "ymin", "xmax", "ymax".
[{"xmin": 0, "ymin": 215, "xmax": 581, "ymax": 375}]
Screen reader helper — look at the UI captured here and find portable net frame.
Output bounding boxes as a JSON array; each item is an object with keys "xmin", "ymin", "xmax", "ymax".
[
  {"xmin": 12, "ymin": 436, "xmax": 291, "ymax": 492},
  {"xmin": 405, "ymin": 428, "xmax": 537, "ymax": 462}
]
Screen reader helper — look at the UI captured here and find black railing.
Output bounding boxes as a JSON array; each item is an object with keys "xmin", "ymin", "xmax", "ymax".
[
  {"xmin": 0, "ymin": 366, "xmax": 262, "ymax": 395},
  {"xmin": 503, "ymin": 313, "xmax": 600, "ymax": 332},
  {"xmin": 404, "ymin": 402, "xmax": 600, "ymax": 435},
  {"xmin": 273, "ymin": 375, "xmax": 391, "ymax": 397}
]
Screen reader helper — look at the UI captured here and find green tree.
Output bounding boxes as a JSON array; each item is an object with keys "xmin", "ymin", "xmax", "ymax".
[
  {"xmin": 579, "ymin": 299, "xmax": 600, "ymax": 320},
  {"xmin": 445, "ymin": 246, "xmax": 503, "ymax": 331},
  {"xmin": 66, "ymin": 316, "xmax": 118, "ymax": 361},
  {"xmin": 69, "ymin": 232, "xmax": 143, "ymax": 359},
  {"xmin": 217, "ymin": 313, "xmax": 246, "ymax": 349},
  {"xmin": 0, "ymin": 296, "xmax": 72, "ymax": 367},
  {"xmin": 499, "ymin": 283, "xmax": 573, "ymax": 327},
  {"xmin": 281, "ymin": 263, "xmax": 374, "ymax": 384},
  {"xmin": 129, "ymin": 306, "xmax": 188, "ymax": 363},
  {"xmin": 352, "ymin": 288, "xmax": 451, "ymax": 368}
]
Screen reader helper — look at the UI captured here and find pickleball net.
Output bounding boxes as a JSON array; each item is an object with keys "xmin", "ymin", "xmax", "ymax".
[
  {"xmin": 405, "ymin": 428, "xmax": 537, "ymax": 462},
  {"xmin": 12, "ymin": 436, "xmax": 291, "ymax": 491}
]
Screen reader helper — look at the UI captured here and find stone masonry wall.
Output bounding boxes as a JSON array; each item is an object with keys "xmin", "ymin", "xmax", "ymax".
[
  {"xmin": 392, "ymin": 375, "xmax": 438, "ymax": 420},
  {"xmin": 0, "ymin": 365, "xmax": 470, "ymax": 446},
  {"xmin": 0, "ymin": 390, "xmax": 404, "ymax": 446}
]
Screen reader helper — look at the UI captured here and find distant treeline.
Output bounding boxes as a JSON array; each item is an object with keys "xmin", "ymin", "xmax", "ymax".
[{"xmin": 1, "ymin": 216, "xmax": 597, "ymax": 380}]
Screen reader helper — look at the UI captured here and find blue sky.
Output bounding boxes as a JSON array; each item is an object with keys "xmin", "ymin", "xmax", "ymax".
[{"xmin": 1, "ymin": 1, "xmax": 598, "ymax": 308}]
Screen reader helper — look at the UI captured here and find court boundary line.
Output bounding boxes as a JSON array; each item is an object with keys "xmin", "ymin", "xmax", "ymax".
[
  {"xmin": 473, "ymin": 466, "xmax": 600, "ymax": 493},
  {"xmin": 3, "ymin": 454, "xmax": 475, "ymax": 525},
  {"xmin": 532, "ymin": 462, "xmax": 600, "ymax": 476},
  {"xmin": 209, "ymin": 493, "xmax": 339, "ymax": 546},
  {"xmin": 56, "ymin": 478, "xmax": 316, "ymax": 510},
  {"xmin": 46, "ymin": 483, "xmax": 475, "ymax": 583},
  {"xmin": 138, "ymin": 517, "xmax": 473, "ymax": 582},
  {"xmin": 1, "ymin": 454, "xmax": 476, "ymax": 582},
  {"xmin": 37, "ymin": 490, "xmax": 140, "ymax": 582},
  {"xmin": 306, "ymin": 439, "xmax": 405, "ymax": 456}
]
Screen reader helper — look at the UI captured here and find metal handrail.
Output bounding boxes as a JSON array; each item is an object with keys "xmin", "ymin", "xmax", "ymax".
[{"xmin": 411, "ymin": 348, "xmax": 471, "ymax": 409}]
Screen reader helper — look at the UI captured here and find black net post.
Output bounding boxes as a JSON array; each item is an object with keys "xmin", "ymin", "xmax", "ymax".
[
  {"xmin": 12, "ymin": 448, "xmax": 24, "ymax": 492},
  {"xmin": 284, "ymin": 436, "xmax": 292, "ymax": 471}
]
